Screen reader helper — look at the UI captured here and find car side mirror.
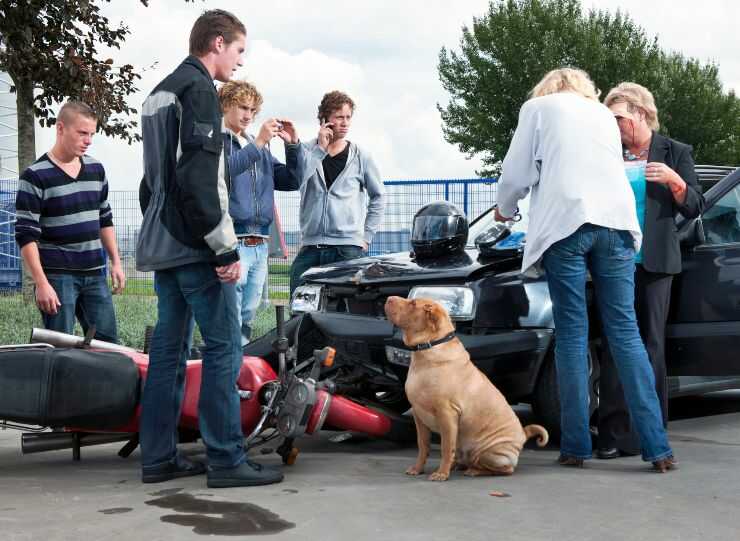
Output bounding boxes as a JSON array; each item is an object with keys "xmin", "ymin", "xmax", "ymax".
[{"xmin": 680, "ymin": 218, "xmax": 706, "ymax": 247}]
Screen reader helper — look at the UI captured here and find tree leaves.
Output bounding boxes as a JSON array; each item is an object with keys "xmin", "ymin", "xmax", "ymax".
[
  {"xmin": 0, "ymin": 0, "xmax": 199, "ymax": 153},
  {"xmin": 438, "ymin": 0, "xmax": 740, "ymax": 176}
]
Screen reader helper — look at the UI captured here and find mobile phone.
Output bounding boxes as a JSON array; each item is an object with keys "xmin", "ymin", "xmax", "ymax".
[{"xmin": 322, "ymin": 117, "xmax": 335, "ymax": 142}]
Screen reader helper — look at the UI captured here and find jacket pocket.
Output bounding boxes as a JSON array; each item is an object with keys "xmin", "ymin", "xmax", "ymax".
[{"xmin": 325, "ymin": 195, "xmax": 362, "ymax": 236}]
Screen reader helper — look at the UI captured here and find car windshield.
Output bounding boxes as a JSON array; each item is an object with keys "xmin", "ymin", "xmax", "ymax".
[{"xmin": 466, "ymin": 206, "xmax": 528, "ymax": 248}]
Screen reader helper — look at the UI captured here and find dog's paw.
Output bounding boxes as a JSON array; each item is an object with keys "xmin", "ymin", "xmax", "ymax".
[
  {"xmin": 463, "ymin": 468, "xmax": 484, "ymax": 477},
  {"xmin": 405, "ymin": 465, "xmax": 424, "ymax": 476},
  {"xmin": 428, "ymin": 470, "xmax": 449, "ymax": 481}
]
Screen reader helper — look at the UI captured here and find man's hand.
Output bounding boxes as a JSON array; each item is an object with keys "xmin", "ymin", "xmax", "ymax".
[
  {"xmin": 318, "ymin": 121, "xmax": 334, "ymax": 151},
  {"xmin": 494, "ymin": 207, "xmax": 511, "ymax": 222},
  {"xmin": 36, "ymin": 281, "xmax": 61, "ymax": 315},
  {"xmin": 362, "ymin": 241, "xmax": 369, "ymax": 251},
  {"xmin": 110, "ymin": 262, "xmax": 126, "ymax": 294},
  {"xmin": 215, "ymin": 261, "xmax": 241, "ymax": 284},
  {"xmin": 255, "ymin": 119, "xmax": 283, "ymax": 148},
  {"xmin": 277, "ymin": 119, "xmax": 299, "ymax": 144}
]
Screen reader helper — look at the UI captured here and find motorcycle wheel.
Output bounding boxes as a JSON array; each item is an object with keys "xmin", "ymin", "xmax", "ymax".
[
  {"xmin": 531, "ymin": 345, "xmax": 600, "ymax": 443},
  {"xmin": 373, "ymin": 390, "xmax": 411, "ymax": 415}
]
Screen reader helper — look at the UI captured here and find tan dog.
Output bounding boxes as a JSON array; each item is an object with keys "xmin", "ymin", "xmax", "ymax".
[{"xmin": 384, "ymin": 296, "xmax": 548, "ymax": 481}]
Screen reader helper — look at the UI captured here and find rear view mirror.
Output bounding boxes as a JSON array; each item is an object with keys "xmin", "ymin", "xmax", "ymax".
[{"xmin": 680, "ymin": 218, "xmax": 706, "ymax": 247}]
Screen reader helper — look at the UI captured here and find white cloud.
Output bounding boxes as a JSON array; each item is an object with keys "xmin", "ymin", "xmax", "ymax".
[{"xmin": 30, "ymin": 0, "xmax": 739, "ymax": 192}]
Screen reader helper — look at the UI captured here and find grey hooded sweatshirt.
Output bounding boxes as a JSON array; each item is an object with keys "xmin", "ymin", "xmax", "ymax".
[{"xmin": 297, "ymin": 140, "xmax": 385, "ymax": 247}]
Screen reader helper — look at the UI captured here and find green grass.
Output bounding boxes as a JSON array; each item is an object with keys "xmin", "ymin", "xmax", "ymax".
[{"xmin": 0, "ymin": 293, "xmax": 279, "ymax": 350}]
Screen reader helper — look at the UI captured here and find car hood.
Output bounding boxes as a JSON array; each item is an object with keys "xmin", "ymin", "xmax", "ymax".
[{"xmin": 301, "ymin": 249, "xmax": 521, "ymax": 285}]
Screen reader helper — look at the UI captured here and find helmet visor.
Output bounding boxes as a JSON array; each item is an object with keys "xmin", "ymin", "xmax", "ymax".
[{"xmin": 412, "ymin": 216, "xmax": 464, "ymax": 242}]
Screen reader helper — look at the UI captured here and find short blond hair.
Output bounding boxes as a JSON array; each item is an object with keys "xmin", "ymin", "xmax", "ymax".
[
  {"xmin": 530, "ymin": 68, "xmax": 600, "ymax": 101},
  {"xmin": 218, "ymin": 80, "xmax": 263, "ymax": 114},
  {"xmin": 58, "ymin": 101, "xmax": 97, "ymax": 125},
  {"xmin": 604, "ymin": 82, "xmax": 660, "ymax": 130}
]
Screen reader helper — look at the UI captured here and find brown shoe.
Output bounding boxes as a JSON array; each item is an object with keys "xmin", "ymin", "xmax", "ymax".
[
  {"xmin": 652, "ymin": 455, "xmax": 678, "ymax": 473},
  {"xmin": 557, "ymin": 454, "xmax": 584, "ymax": 468}
]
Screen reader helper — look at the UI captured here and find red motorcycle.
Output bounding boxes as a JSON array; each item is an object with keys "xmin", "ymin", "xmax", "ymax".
[{"xmin": 0, "ymin": 307, "xmax": 413, "ymax": 464}]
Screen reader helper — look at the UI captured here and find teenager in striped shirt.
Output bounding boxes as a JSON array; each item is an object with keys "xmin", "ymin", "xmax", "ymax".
[{"xmin": 15, "ymin": 101, "xmax": 125, "ymax": 343}]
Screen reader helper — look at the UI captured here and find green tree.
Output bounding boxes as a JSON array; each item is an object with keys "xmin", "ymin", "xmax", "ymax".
[
  {"xmin": 439, "ymin": 0, "xmax": 740, "ymax": 176},
  {"xmin": 0, "ymin": 0, "xmax": 195, "ymax": 172},
  {"xmin": 0, "ymin": 0, "xmax": 195, "ymax": 299}
]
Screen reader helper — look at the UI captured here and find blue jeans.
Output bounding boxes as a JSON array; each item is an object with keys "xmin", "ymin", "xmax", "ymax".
[
  {"xmin": 42, "ymin": 273, "xmax": 118, "ymax": 343},
  {"xmin": 290, "ymin": 245, "xmax": 365, "ymax": 294},
  {"xmin": 140, "ymin": 262, "xmax": 245, "ymax": 471},
  {"xmin": 541, "ymin": 224, "xmax": 672, "ymax": 462},
  {"xmin": 235, "ymin": 243, "xmax": 268, "ymax": 346}
]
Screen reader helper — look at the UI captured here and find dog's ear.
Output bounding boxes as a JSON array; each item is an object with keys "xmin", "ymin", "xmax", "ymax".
[{"xmin": 424, "ymin": 303, "xmax": 438, "ymax": 332}]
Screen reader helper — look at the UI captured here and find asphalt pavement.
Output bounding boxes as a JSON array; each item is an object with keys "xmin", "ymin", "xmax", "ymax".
[{"xmin": 1, "ymin": 392, "xmax": 739, "ymax": 541}]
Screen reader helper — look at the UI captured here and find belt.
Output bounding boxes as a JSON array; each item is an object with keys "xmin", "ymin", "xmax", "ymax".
[{"xmin": 237, "ymin": 236, "xmax": 266, "ymax": 246}]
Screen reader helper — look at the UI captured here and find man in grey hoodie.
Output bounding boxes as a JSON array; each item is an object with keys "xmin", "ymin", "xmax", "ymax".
[{"xmin": 289, "ymin": 90, "xmax": 386, "ymax": 293}]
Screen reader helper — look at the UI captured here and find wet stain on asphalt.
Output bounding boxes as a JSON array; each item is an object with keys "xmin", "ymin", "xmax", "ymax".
[
  {"xmin": 145, "ymin": 493, "xmax": 295, "ymax": 536},
  {"xmin": 282, "ymin": 489, "xmax": 299, "ymax": 494},
  {"xmin": 99, "ymin": 507, "xmax": 133, "ymax": 515},
  {"xmin": 1, "ymin": 508, "xmax": 16, "ymax": 511}
]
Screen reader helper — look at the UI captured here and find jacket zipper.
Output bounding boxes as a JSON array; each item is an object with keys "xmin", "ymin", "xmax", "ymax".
[{"xmin": 321, "ymin": 145, "xmax": 354, "ymax": 237}]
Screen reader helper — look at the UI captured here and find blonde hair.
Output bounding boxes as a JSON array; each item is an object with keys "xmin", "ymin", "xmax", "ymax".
[
  {"xmin": 218, "ymin": 80, "xmax": 263, "ymax": 114},
  {"xmin": 530, "ymin": 68, "xmax": 600, "ymax": 101},
  {"xmin": 604, "ymin": 82, "xmax": 660, "ymax": 130}
]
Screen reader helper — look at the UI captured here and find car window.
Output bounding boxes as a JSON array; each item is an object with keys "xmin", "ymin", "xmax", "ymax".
[{"xmin": 703, "ymin": 185, "xmax": 740, "ymax": 245}]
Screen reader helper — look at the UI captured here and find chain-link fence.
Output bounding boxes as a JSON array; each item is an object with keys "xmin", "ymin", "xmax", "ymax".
[{"xmin": 0, "ymin": 178, "xmax": 497, "ymax": 348}]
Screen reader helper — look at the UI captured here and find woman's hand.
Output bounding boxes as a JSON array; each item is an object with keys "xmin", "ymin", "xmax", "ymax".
[
  {"xmin": 646, "ymin": 162, "xmax": 687, "ymax": 203},
  {"xmin": 494, "ymin": 207, "xmax": 511, "ymax": 222}
]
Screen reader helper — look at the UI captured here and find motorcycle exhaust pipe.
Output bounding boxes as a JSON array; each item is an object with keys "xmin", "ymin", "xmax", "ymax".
[
  {"xmin": 21, "ymin": 431, "xmax": 135, "ymax": 455},
  {"xmin": 30, "ymin": 328, "xmax": 137, "ymax": 353},
  {"xmin": 307, "ymin": 391, "xmax": 416, "ymax": 442}
]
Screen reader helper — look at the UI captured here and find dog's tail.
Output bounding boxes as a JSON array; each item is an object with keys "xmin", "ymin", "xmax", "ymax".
[{"xmin": 523, "ymin": 424, "xmax": 549, "ymax": 447}]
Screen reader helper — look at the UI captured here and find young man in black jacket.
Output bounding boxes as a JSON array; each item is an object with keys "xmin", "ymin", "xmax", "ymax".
[{"xmin": 136, "ymin": 9, "xmax": 282, "ymax": 488}]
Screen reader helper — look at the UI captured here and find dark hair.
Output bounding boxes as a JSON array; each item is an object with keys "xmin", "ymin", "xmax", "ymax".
[
  {"xmin": 317, "ymin": 90, "xmax": 355, "ymax": 123},
  {"xmin": 58, "ymin": 101, "xmax": 97, "ymax": 125},
  {"xmin": 189, "ymin": 9, "xmax": 246, "ymax": 57}
]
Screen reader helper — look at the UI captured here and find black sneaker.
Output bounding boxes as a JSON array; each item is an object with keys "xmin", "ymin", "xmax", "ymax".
[
  {"xmin": 142, "ymin": 455, "xmax": 206, "ymax": 484},
  {"xmin": 207, "ymin": 459, "xmax": 284, "ymax": 488}
]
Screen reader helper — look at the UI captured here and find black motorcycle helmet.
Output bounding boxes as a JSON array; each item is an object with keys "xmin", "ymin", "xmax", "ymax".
[{"xmin": 411, "ymin": 201, "xmax": 468, "ymax": 259}]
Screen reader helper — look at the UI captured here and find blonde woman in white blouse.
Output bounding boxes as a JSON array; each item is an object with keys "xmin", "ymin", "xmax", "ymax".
[{"xmin": 495, "ymin": 68, "xmax": 676, "ymax": 472}]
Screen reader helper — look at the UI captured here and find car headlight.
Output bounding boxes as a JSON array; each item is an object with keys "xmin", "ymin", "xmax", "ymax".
[
  {"xmin": 290, "ymin": 284, "xmax": 323, "ymax": 314},
  {"xmin": 408, "ymin": 286, "xmax": 476, "ymax": 320}
]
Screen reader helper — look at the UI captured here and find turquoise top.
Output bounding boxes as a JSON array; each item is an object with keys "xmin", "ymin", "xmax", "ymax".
[{"xmin": 625, "ymin": 161, "xmax": 647, "ymax": 263}]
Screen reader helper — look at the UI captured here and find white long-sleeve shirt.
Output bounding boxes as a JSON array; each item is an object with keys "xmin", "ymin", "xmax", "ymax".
[{"xmin": 497, "ymin": 92, "xmax": 641, "ymax": 274}]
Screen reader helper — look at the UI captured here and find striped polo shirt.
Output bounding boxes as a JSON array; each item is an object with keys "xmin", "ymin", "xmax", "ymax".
[{"xmin": 15, "ymin": 154, "xmax": 114, "ymax": 274}]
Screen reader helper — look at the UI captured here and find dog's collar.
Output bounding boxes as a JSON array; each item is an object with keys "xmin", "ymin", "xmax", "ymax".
[{"xmin": 404, "ymin": 332, "xmax": 456, "ymax": 351}]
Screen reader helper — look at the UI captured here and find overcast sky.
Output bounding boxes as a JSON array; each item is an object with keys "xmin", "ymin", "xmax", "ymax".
[{"xmin": 33, "ymin": 0, "xmax": 740, "ymax": 191}]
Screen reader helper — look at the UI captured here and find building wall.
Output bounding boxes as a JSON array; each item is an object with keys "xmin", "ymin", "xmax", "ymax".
[
  {"xmin": 0, "ymin": 72, "xmax": 18, "ymax": 181},
  {"xmin": 0, "ymin": 73, "xmax": 20, "ymax": 288}
]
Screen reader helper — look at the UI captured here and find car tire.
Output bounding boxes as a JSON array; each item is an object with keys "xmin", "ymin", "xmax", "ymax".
[{"xmin": 532, "ymin": 345, "xmax": 600, "ymax": 444}]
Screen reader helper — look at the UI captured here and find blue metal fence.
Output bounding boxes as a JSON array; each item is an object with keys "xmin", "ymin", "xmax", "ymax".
[{"xmin": 0, "ymin": 177, "xmax": 498, "ymax": 293}]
